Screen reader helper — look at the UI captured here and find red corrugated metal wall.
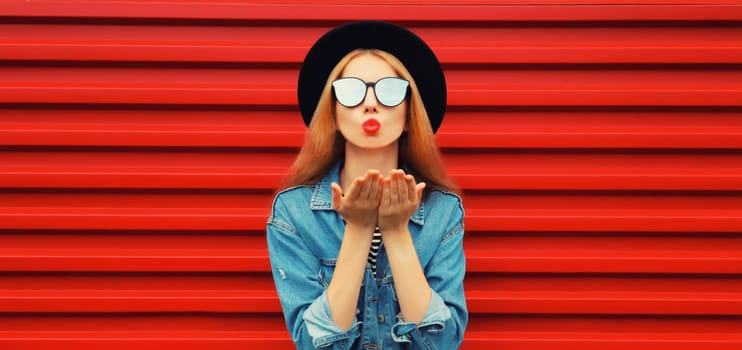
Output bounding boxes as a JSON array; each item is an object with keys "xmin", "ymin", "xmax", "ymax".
[{"xmin": 2, "ymin": 1, "xmax": 742, "ymax": 349}]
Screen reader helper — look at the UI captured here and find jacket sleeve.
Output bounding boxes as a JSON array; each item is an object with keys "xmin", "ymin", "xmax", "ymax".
[
  {"xmin": 266, "ymin": 196, "xmax": 361, "ymax": 349},
  {"xmin": 390, "ymin": 196, "xmax": 468, "ymax": 349}
]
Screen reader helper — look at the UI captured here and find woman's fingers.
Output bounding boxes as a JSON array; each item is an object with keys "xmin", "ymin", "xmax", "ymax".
[
  {"xmin": 358, "ymin": 173, "xmax": 372, "ymax": 200},
  {"xmin": 396, "ymin": 171, "xmax": 409, "ymax": 203},
  {"xmin": 330, "ymin": 182, "xmax": 344, "ymax": 211},
  {"xmin": 368, "ymin": 171, "xmax": 382, "ymax": 201},
  {"xmin": 389, "ymin": 170, "xmax": 400, "ymax": 204},
  {"xmin": 381, "ymin": 177, "xmax": 391, "ymax": 207},
  {"xmin": 377, "ymin": 170, "xmax": 426, "ymax": 233},
  {"xmin": 390, "ymin": 170, "xmax": 417, "ymax": 205},
  {"xmin": 415, "ymin": 182, "xmax": 426, "ymax": 202},
  {"xmin": 345, "ymin": 176, "xmax": 365, "ymax": 200},
  {"xmin": 381, "ymin": 170, "xmax": 421, "ymax": 206},
  {"xmin": 343, "ymin": 170, "xmax": 385, "ymax": 201},
  {"xmin": 365, "ymin": 170, "xmax": 381, "ymax": 200},
  {"xmin": 404, "ymin": 174, "xmax": 416, "ymax": 203},
  {"xmin": 344, "ymin": 170, "xmax": 423, "ymax": 226}
]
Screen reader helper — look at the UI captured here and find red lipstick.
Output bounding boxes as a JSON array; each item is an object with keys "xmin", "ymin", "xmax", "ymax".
[{"xmin": 362, "ymin": 118, "xmax": 381, "ymax": 135}]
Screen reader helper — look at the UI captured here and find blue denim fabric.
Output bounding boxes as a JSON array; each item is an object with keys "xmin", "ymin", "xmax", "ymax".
[{"xmin": 267, "ymin": 162, "xmax": 468, "ymax": 349}]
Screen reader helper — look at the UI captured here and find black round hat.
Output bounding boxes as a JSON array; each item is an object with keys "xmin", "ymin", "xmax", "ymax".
[{"xmin": 297, "ymin": 20, "xmax": 447, "ymax": 133}]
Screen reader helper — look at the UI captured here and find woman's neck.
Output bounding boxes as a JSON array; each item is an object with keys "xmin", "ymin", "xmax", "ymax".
[{"xmin": 340, "ymin": 142, "xmax": 398, "ymax": 191}]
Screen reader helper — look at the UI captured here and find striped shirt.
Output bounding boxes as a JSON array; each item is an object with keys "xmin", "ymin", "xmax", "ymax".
[{"xmin": 368, "ymin": 226, "xmax": 382, "ymax": 277}]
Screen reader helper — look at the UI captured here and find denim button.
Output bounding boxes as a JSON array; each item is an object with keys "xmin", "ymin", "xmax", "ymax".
[{"xmin": 378, "ymin": 314, "xmax": 385, "ymax": 323}]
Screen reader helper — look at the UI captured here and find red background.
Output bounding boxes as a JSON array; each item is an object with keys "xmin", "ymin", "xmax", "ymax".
[{"xmin": 2, "ymin": 1, "xmax": 742, "ymax": 349}]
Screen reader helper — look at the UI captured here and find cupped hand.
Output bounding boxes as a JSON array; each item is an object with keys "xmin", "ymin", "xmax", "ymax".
[
  {"xmin": 331, "ymin": 170, "xmax": 383, "ymax": 232},
  {"xmin": 378, "ymin": 169, "xmax": 425, "ymax": 234}
]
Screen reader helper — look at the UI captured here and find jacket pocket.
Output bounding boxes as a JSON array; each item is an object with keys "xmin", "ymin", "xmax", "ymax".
[{"xmin": 318, "ymin": 258, "xmax": 337, "ymax": 288}]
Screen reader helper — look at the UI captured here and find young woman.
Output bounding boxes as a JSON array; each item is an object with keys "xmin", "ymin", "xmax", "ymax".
[{"xmin": 267, "ymin": 21, "xmax": 467, "ymax": 349}]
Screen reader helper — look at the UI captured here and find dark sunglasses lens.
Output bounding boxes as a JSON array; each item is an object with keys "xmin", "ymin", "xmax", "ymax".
[
  {"xmin": 332, "ymin": 78, "xmax": 366, "ymax": 107},
  {"xmin": 375, "ymin": 78, "xmax": 409, "ymax": 107}
]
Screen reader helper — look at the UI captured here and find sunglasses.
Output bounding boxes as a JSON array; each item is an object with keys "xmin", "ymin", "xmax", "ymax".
[{"xmin": 332, "ymin": 77, "xmax": 410, "ymax": 108}]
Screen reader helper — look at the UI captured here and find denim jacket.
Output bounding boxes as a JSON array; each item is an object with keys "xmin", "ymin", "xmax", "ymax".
[{"xmin": 267, "ymin": 162, "xmax": 468, "ymax": 349}]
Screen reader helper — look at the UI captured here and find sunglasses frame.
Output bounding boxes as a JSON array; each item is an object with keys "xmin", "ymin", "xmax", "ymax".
[{"xmin": 332, "ymin": 77, "xmax": 410, "ymax": 108}]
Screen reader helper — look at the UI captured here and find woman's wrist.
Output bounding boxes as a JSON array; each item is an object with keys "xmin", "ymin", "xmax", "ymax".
[
  {"xmin": 378, "ymin": 222, "xmax": 408, "ymax": 236},
  {"xmin": 344, "ymin": 221, "xmax": 377, "ymax": 235}
]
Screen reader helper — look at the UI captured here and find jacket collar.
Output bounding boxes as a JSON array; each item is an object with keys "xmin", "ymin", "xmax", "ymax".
[{"xmin": 310, "ymin": 161, "xmax": 425, "ymax": 226}]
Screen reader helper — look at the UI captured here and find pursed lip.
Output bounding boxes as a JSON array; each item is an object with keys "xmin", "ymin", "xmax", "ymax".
[{"xmin": 362, "ymin": 118, "xmax": 381, "ymax": 135}]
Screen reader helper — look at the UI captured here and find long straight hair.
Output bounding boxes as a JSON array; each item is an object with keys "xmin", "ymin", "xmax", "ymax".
[{"xmin": 281, "ymin": 49, "xmax": 459, "ymax": 196}]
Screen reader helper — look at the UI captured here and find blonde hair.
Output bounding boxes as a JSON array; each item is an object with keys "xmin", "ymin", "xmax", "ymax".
[{"xmin": 281, "ymin": 49, "xmax": 459, "ymax": 195}]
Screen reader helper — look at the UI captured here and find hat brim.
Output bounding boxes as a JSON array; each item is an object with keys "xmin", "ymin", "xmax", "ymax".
[{"xmin": 297, "ymin": 20, "xmax": 446, "ymax": 133}]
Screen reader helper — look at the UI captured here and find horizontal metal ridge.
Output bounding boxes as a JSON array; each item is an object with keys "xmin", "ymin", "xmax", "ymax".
[
  {"xmin": 2, "ymin": 2, "xmax": 742, "ymax": 21},
  {"xmin": 2, "ymin": 289, "xmax": 742, "ymax": 315}
]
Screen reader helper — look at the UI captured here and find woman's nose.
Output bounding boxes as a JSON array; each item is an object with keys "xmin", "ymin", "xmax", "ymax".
[{"xmin": 362, "ymin": 86, "xmax": 378, "ymax": 112}]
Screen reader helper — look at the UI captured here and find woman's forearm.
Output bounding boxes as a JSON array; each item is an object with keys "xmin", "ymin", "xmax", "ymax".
[
  {"xmin": 383, "ymin": 227, "xmax": 431, "ymax": 324},
  {"xmin": 326, "ymin": 223, "xmax": 374, "ymax": 331}
]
